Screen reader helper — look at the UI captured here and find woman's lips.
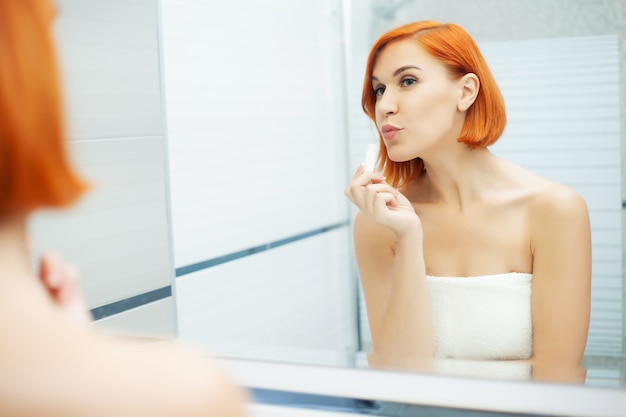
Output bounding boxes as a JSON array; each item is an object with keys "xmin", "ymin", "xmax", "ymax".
[{"xmin": 381, "ymin": 125, "xmax": 401, "ymax": 140}]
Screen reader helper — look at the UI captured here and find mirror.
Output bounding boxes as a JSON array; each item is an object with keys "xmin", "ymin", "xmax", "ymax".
[
  {"xmin": 29, "ymin": 0, "xmax": 624, "ymax": 409},
  {"xmin": 161, "ymin": 0, "xmax": 625, "ymax": 389}
]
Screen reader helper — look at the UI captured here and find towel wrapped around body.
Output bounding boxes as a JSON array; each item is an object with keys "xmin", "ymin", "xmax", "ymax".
[{"xmin": 426, "ymin": 272, "xmax": 532, "ymax": 361}]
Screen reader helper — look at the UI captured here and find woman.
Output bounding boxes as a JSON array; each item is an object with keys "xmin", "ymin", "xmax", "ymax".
[
  {"xmin": 344, "ymin": 21, "xmax": 591, "ymax": 383},
  {"xmin": 0, "ymin": 1, "xmax": 247, "ymax": 415}
]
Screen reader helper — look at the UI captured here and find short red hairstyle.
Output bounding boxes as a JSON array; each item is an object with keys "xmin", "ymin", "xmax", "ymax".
[
  {"xmin": 362, "ymin": 21, "xmax": 506, "ymax": 188},
  {"xmin": 0, "ymin": 0, "xmax": 87, "ymax": 216}
]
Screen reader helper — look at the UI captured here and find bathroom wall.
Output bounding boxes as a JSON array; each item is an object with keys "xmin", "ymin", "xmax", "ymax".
[
  {"xmin": 160, "ymin": 0, "xmax": 357, "ymax": 365},
  {"xmin": 29, "ymin": 0, "xmax": 175, "ymax": 338}
]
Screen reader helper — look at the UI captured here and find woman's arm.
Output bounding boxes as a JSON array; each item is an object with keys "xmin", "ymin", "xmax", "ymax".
[
  {"xmin": 354, "ymin": 212, "xmax": 435, "ymax": 370},
  {"xmin": 529, "ymin": 184, "xmax": 592, "ymax": 383},
  {"xmin": 345, "ymin": 166, "xmax": 435, "ymax": 370}
]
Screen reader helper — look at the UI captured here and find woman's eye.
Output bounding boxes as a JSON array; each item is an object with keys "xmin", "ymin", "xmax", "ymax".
[
  {"xmin": 401, "ymin": 77, "xmax": 417, "ymax": 87},
  {"xmin": 373, "ymin": 86, "xmax": 385, "ymax": 97}
]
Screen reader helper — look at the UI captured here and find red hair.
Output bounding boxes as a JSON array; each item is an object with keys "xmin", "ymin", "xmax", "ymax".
[
  {"xmin": 361, "ymin": 21, "xmax": 506, "ymax": 188},
  {"xmin": 0, "ymin": 0, "xmax": 87, "ymax": 216}
]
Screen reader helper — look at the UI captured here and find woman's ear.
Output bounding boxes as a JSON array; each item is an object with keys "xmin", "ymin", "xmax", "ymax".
[{"xmin": 457, "ymin": 73, "xmax": 479, "ymax": 112}]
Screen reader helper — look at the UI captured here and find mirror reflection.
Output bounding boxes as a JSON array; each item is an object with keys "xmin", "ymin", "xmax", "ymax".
[
  {"xmin": 30, "ymin": 0, "xmax": 624, "ymax": 396},
  {"xmin": 345, "ymin": 20, "xmax": 590, "ymax": 384},
  {"xmin": 164, "ymin": 0, "xmax": 624, "ymax": 388}
]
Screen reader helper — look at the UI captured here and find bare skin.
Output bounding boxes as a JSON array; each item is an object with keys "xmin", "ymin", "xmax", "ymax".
[
  {"xmin": 345, "ymin": 39, "xmax": 591, "ymax": 383},
  {"xmin": 37, "ymin": 250, "xmax": 94, "ymax": 327},
  {"xmin": 0, "ymin": 217, "xmax": 249, "ymax": 417},
  {"xmin": 0, "ymin": 0, "xmax": 249, "ymax": 411}
]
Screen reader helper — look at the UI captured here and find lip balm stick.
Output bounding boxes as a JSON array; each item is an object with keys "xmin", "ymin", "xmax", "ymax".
[{"xmin": 363, "ymin": 143, "xmax": 377, "ymax": 173}]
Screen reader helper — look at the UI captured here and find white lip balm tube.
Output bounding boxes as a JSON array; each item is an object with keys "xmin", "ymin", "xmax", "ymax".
[{"xmin": 363, "ymin": 143, "xmax": 377, "ymax": 173}]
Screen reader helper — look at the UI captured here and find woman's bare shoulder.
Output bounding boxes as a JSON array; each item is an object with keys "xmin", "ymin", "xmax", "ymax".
[
  {"xmin": 525, "ymin": 177, "xmax": 588, "ymax": 220},
  {"xmin": 500, "ymin": 160, "xmax": 588, "ymax": 214},
  {"xmin": 517, "ymin": 173, "xmax": 590, "ymax": 239},
  {"xmin": 0, "ymin": 278, "xmax": 247, "ymax": 417}
]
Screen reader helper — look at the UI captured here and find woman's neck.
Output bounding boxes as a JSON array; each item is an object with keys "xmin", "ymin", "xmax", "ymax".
[
  {"xmin": 0, "ymin": 216, "xmax": 32, "ymax": 279},
  {"xmin": 414, "ymin": 146, "xmax": 503, "ymax": 209}
]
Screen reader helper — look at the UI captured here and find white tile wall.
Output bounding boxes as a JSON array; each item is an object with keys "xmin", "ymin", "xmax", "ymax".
[
  {"xmin": 161, "ymin": 0, "xmax": 357, "ymax": 363},
  {"xmin": 29, "ymin": 0, "xmax": 174, "ymax": 338},
  {"xmin": 160, "ymin": 0, "xmax": 350, "ymax": 267},
  {"xmin": 93, "ymin": 298, "xmax": 175, "ymax": 338},
  {"xmin": 53, "ymin": 0, "xmax": 163, "ymax": 139},
  {"xmin": 175, "ymin": 229, "xmax": 354, "ymax": 366}
]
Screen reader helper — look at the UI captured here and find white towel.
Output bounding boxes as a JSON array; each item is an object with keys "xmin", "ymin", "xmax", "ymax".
[
  {"xmin": 432, "ymin": 358, "xmax": 531, "ymax": 381},
  {"xmin": 426, "ymin": 272, "xmax": 532, "ymax": 360}
]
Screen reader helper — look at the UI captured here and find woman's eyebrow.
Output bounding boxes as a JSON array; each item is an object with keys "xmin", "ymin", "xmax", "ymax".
[
  {"xmin": 371, "ymin": 65, "xmax": 423, "ymax": 82},
  {"xmin": 393, "ymin": 65, "xmax": 423, "ymax": 76}
]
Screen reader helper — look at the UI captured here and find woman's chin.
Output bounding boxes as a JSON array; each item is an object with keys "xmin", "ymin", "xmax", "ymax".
[{"xmin": 386, "ymin": 151, "xmax": 416, "ymax": 163}]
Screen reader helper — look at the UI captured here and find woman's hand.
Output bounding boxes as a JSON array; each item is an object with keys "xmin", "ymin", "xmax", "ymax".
[
  {"xmin": 38, "ymin": 251, "xmax": 93, "ymax": 327},
  {"xmin": 344, "ymin": 165, "xmax": 420, "ymax": 237}
]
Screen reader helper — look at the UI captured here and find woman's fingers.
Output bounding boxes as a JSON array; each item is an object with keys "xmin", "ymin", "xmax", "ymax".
[
  {"xmin": 39, "ymin": 251, "xmax": 82, "ymax": 302},
  {"xmin": 38, "ymin": 250, "xmax": 63, "ymax": 291},
  {"xmin": 361, "ymin": 183, "xmax": 396, "ymax": 213},
  {"xmin": 38, "ymin": 251, "xmax": 93, "ymax": 326},
  {"xmin": 345, "ymin": 170, "xmax": 390, "ymax": 207},
  {"xmin": 346, "ymin": 166, "xmax": 385, "ymax": 188},
  {"xmin": 373, "ymin": 192, "xmax": 398, "ymax": 216}
]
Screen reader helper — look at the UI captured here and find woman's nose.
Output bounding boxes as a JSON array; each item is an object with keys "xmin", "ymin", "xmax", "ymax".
[{"xmin": 377, "ymin": 91, "xmax": 398, "ymax": 115}]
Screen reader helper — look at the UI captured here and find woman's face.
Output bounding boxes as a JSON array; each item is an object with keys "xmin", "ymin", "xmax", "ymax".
[{"xmin": 371, "ymin": 39, "xmax": 464, "ymax": 162}]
